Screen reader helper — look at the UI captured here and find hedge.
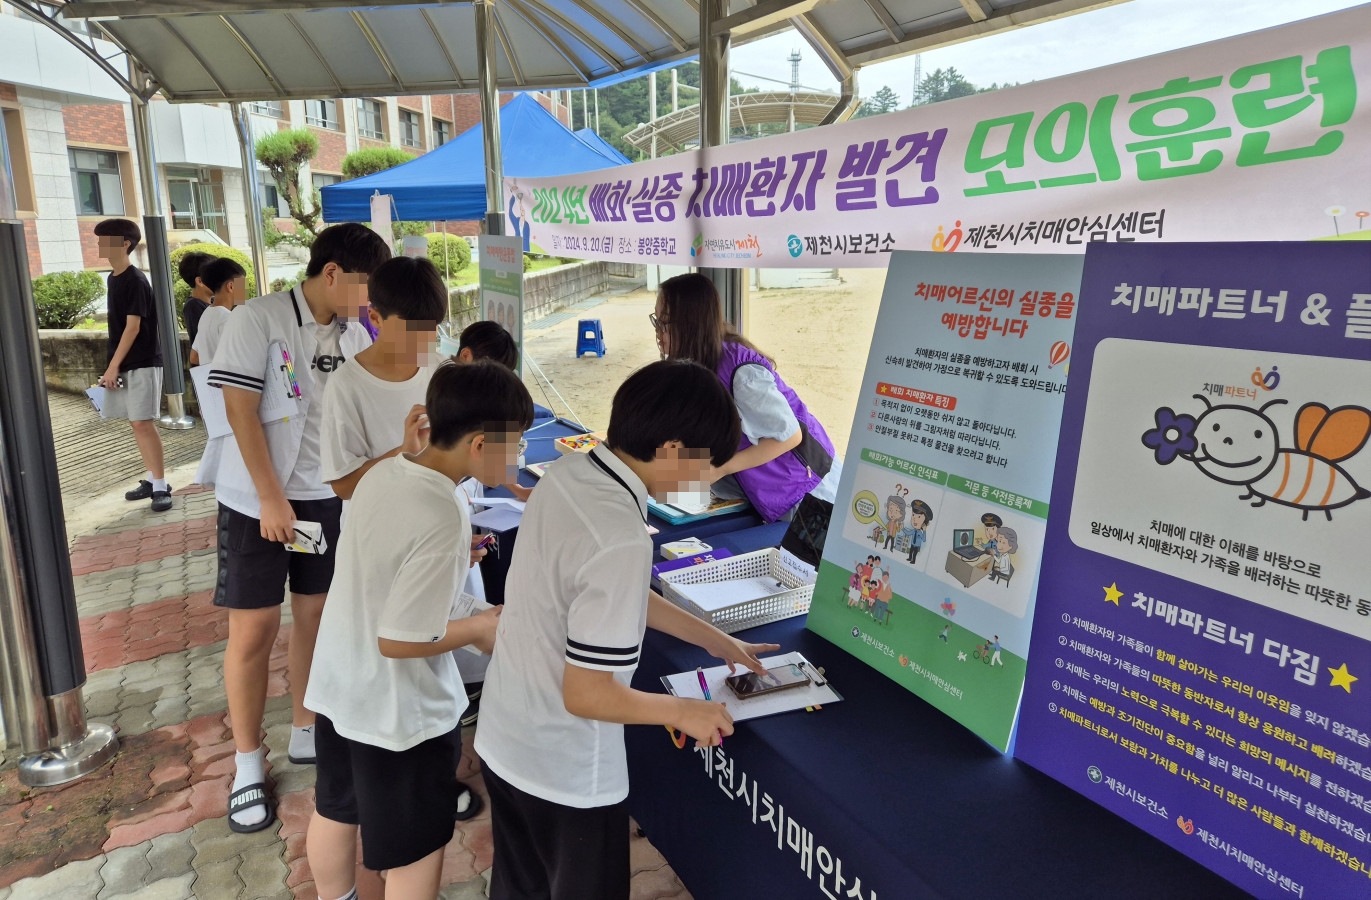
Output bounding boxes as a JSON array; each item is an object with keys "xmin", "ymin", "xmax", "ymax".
[
  {"xmin": 168, "ymin": 243, "xmax": 258, "ymax": 322},
  {"xmin": 32, "ymin": 270, "xmax": 104, "ymax": 329}
]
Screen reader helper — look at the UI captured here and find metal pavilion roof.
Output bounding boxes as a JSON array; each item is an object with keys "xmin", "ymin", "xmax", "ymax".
[
  {"xmin": 622, "ymin": 89, "xmax": 840, "ymax": 152},
  {"xmin": 48, "ymin": 0, "xmax": 1126, "ymax": 103}
]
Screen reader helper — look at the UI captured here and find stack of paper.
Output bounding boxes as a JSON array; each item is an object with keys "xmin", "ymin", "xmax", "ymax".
[{"xmin": 671, "ymin": 576, "xmax": 790, "ymax": 613}]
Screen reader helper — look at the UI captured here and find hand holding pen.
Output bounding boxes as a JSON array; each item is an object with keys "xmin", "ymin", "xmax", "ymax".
[{"xmin": 665, "ymin": 668, "xmax": 733, "ymax": 749}]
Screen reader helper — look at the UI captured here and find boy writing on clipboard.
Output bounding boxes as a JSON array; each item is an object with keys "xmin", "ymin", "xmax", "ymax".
[{"xmin": 206, "ymin": 223, "xmax": 390, "ymax": 833}]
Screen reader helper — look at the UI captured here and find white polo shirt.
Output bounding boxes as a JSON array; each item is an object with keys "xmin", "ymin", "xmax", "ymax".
[
  {"xmin": 208, "ymin": 286, "xmax": 371, "ymax": 518},
  {"xmin": 304, "ymin": 454, "xmax": 471, "ymax": 751},
  {"xmin": 319, "ymin": 357, "xmax": 490, "ymax": 684},
  {"xmin": 475, "ymin": 444, "xmax": 653, "ymax": 809}
]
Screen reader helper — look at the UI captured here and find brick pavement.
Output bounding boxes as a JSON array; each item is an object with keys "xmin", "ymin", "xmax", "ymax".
[{"xmin": 0, "ymin": 413, "xmax": 693, "ymax": 899}]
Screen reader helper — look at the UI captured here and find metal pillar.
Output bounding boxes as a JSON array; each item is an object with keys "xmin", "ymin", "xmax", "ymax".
[
  {"xmin": 475, "ymin": 0, "xmax": 504, "ymax": 237},
  {"xmin": 129, "ymin": 65, "xmax": 193, "ymax": 428},
  {"xmin": 698, "ymin": 0, "xmax": 744, "ymax": 329},
  {"xmin": 0, "ymin": 211, "xmax": 118, "ymax": 783},
  {"xmin": 648, "ymin": 71, "xmax": 657, "ymax": 159},
  {"xmin": 671, "ymin": 68, "xmax": 679, "ymax": 112},
  {"xmin": 232, "ymin": 103, "xmax": 269, "ymax": 297}
]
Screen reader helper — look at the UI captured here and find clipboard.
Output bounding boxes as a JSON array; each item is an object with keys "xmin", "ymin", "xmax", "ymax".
[
  {"xmin": 191, "ymin": 341, "xmax": 301, "ymax": 438},
  {"xmin": 661, "ymin": 652, "xmax": 842, "ymax": 722}
]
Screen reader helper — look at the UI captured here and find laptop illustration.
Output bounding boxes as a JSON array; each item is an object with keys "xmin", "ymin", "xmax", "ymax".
[{"xmin": 951, "ymin": 528, "xmax": 984, "ymax": 560}]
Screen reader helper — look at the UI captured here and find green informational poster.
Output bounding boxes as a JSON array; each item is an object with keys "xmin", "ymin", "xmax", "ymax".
[
  {"xmin": 479, "ymin": 235, "xmax": 524, "ymax": 372},
  {"xmin": 805, "ymin": 250, "xmax": 1084, "ymax": 751}
]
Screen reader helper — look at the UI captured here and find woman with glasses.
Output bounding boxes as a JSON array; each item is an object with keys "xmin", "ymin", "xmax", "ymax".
[{"xmin": 650, "ymin": 273, "xmax": 841, "ymax": 523}]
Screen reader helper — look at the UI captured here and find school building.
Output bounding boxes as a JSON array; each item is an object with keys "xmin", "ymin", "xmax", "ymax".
[{"xmin": 0, "ymin": 4, "xmax": 573, "ymax": 280}]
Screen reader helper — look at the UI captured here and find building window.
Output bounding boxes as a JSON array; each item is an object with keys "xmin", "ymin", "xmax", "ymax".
[
  {"xmin": 357, "ymin": 99, "xmax": 386, "ymax": 140},
  {"xmin": 399, "ymin": 109, "xmax": 422, "ymax": 149},
  {"xmin": 259, "ymin": 171, "xmax": 288, "ymax": 217},
  {"xmin": 304, "ymin": 99, "xmax": 338, "ymax": 129},
  {"xmin": 2, "ymin": 108, "xmax": 36, "ymax": 214},
  {"xmin": 432, "ymin": 118, "xmax": 450, "ymax": 147},
  {"xmin": 250, "ymin": 101, "xmax": 284, "ymax": 118},
  {"xmin": 69, "ymin": 148, "xmax": 125, "ymax": 216},
  {"xmin": 312, "ymin": 173, "xmax": 342, "ymax": 192}
]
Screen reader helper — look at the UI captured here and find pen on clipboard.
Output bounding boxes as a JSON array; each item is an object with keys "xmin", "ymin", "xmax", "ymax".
[
  {"xmin": 697, "ymin": 667, "xmax": 724, "ymax": 747},
  {"xmin": 279, "ymin": 345, "xmax": 303, "ymax": 399}
]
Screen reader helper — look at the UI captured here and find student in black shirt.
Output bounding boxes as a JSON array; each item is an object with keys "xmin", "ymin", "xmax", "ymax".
[
  {"xmin": 94, "ymin": 218, "xmax": 172, "ymax": 512},
  {"xmin": 179, "ymin": 250, "xmax": 214, "ymax": 348}
]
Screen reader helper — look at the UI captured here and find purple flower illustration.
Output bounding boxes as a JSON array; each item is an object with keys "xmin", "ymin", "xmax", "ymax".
[{"xmin": 1142, "ymin": 407, "xmax": 1198, "ymax": 465}]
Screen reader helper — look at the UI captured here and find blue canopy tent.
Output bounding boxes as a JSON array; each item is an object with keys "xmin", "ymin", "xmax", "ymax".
[
  {"xmin": 574, "ymin": 128, "xmax": 632, "ymax": 165},
  {"xmin": 319, "ymin": 93, "xmax": 626, "ymax": 224}
]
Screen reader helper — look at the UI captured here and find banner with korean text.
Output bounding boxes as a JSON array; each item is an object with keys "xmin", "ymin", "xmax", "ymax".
[
  {"xmin": 504, "ymin": 7, "xmax": 1369, "ymax": 269},
  {"xmin": 1014, "ymin": 242, "xmax": 1371, "ymax": 899},
  {"xmin": 804, "ymin": 250, "xmax": 1084, "ymax": 752}
]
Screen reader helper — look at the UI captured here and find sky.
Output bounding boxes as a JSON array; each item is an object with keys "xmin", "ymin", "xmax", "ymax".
[{"xmin": 728, "ymin": 0, "xmax": 1369, "ymax": 104}]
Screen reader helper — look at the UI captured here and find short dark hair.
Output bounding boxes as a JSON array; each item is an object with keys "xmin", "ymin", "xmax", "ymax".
[
  {"xmin": 201, "ymin": 257, "xmax": 246, "ymax": 294},
  {"xmin": 177, "ymin": 251, "xmax": 212, "ymax": 288},
  {"xmin": 607, "ymin": 360, "xmax": 740, "ymax": 467},
  {"xmin": 368, "ymin": 256, "xmax": 447, "ymax": 322},
  {"xmin": 93, "ymin": 218, "xmax": 142, "ymax": 252},
  {"xmin": 459, "ymin": 320, "xmax": 518, "ymax": 370},
  {"xmin": 305, "ymin": 222, "xmax": 391, "ymax": 278},
  {"xmin": 426, "ymin": 360, "xmax": 534, "ymax": 449}
]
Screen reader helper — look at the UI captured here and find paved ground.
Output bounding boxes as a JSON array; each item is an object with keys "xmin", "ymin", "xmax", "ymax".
[{"xmin": 0, "ymin": 389, "xmax": 693, "ymax": 898}]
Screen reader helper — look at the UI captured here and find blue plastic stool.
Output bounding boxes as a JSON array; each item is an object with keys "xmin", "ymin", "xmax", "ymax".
[{"xmin": 575, "ymin": 319, "xmax": 606, "ymax": 357}]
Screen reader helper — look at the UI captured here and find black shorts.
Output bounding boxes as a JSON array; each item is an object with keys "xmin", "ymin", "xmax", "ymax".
[
  {"xmin": 485, "ymin": 764, "xmax": 629, "ymax": 900},
  {"xmin": 213, "ymin": 498, "xmax": 343, "ymax": 609},
  {"xmin": 313, "ymin": 714, "xmax": 459, "ymax": 872}
]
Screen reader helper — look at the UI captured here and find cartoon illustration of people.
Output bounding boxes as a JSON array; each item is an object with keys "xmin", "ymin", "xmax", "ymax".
[
  {"xmin": 882, "ymin": 492, "xmax": 906, "ymax": 552},
  {"xmin": 871, "ymin": 569, "xmax": 894, "ymax": 624},
  {"xmin": 848, "ymin": 556, "xmax": 874, "ymax": 606},
  {"xmin": 990, "ymin": 635, "xmax": 1003, "ymax": 666},
  {"xmin": 939, "ymin": 624, "xmax": 951, "ymax": 643},
  {"xmin": 988, "ymin": 527, "xmax": 1018, "ymax": 586},
  {"xmin": 979, "ymin": 513, "xmax": 1002, "ymax": 551},
  {"xmin": 901, "ymin": 499, "xmax": 933, "ymax": 564}
]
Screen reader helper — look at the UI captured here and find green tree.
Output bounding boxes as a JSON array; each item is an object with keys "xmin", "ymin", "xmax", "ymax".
[
  {"xmin": 341, "ymin": 146, "xmax": 414, "ymax": 179},
  {"xmin": 913, "ymin": 67, "xmax": 978, "ymax": 106},
  {"xmin": 255, "ymin": 128, "xmax": 321, "ymax": 235},
  {"xmin": 854, "ymin": 85, "xmax": 901, "ymax": 119}
]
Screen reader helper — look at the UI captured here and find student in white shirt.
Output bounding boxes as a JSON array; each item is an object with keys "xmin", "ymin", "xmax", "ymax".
[
  {"xmin": 319, "ymin": 256, "xmax": 489, "ymax": 820},
  {"xmin": 476, "ymin": 360, "xmax": 780, "ymax": 900},
  {"xmin": 189, "ymin": 258, "xmax": 247, "ymax": 490},
  {"xmin": 188, "ymin": 257, "xmax": 246, "ymax": 367},
  {"xmin": 207, "ymin": 223, "xmax": 390, "ymax": 834},
  {"xmin": 305, "ymin": 360, "xmax": 534, "ymax": 900}
]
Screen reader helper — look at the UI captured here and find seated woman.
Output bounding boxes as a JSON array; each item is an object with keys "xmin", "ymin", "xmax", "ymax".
[{"xmin": 652, "ymin": 273, "xmax": 841, "ymax": 523}]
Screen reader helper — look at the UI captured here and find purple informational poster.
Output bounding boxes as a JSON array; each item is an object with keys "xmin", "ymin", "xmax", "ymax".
[{"xmin": 1015, "ymin": 242, "xmax": 1370, "ymax": 899}]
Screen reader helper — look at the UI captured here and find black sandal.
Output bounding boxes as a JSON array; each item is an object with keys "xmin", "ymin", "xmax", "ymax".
[{"xmin": 227, "ymin": 781, "xmax": 277, "ymax": 834}]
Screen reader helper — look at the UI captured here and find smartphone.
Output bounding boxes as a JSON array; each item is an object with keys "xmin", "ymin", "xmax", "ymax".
[{"xmin": 725, "ymin": 663, "xmax": 811, "ymax": 700}]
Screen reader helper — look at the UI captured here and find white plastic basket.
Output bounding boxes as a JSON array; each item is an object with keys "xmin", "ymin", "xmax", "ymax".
[{"xmin": 659, "ymin": 548, "xmax": 815, "ymax": 634}]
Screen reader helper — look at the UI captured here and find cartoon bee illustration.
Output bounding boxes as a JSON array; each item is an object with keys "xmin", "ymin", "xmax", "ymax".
[{"xmin": 1182, "ymin": 396, "xmax": 1371, "ymax": 521}]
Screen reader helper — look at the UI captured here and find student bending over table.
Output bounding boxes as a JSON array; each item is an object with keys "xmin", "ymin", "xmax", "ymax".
[
  {"xmin": 476, "ymin": 360, "xmax": 780, "ymax": 900},
  {"xmin": 651, "ymin": 273, "xmax": 842, "ymax": 523}
]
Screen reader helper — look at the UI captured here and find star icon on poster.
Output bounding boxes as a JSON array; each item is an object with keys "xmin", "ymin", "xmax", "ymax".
[
  {"xmin": 1328, "ymin": 663, "xmax": 1358, "ymax": 693},
  {"xmin": 957, "ymin": 652, "xmax": 967, "ymax": 661},
  {"xmin": 1103, "ymin": 583, "xmax": 1123, "ymax": 605}
]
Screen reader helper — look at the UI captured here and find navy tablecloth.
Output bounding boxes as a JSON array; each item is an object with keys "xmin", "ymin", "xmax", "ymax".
[{"xmin": 625, "ymin": 528, "xmax": 1250, "ymax": 900}]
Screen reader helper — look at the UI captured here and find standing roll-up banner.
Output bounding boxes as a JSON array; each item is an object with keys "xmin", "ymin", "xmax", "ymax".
[
  {"xmin": 1015, "ymin": 241, "xmax": 1370, "ymax": 899},
  {"xmin": 805, "ymin": 250, "xmax": 1085, "ymax": 752},
  {"xmin": 478, "ymin": 235, "xmax": 525, "ymax": 373},
  {"xmin": 504, "ymin": 7, "xmax": 1369, "ymax": 268}
]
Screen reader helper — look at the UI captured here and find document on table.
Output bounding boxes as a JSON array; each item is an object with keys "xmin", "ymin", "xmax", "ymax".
[
  {"xmin": 670, "ymin": 576, "xmax": 791, "ymax": 613},
  {"xmin": 661, "ymin": 652, "xmax": 843, "ymax": 722}
]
